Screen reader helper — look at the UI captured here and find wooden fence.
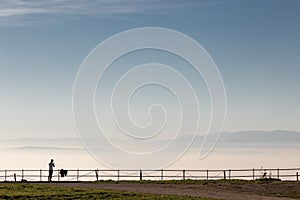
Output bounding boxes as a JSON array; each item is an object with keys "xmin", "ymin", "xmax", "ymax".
[{"xmin": 0, "ymin": 168, "xmax": 299, "ymax": 182}]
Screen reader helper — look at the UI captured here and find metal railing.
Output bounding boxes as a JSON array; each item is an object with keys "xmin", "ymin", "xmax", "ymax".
[{"xmin": 0, "ymin": 168, "xmax": 299, "ymax": 182}]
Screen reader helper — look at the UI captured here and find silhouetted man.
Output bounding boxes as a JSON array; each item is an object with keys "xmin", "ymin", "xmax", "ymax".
[{"xmin": 48, "ymin": 159, "xmax": 55, "ymax": 181}]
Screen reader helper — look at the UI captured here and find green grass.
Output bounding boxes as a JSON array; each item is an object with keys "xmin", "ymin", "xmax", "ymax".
[{"xmin": 0, "ymin": 183, "xmax": 210, "ymax": 199}]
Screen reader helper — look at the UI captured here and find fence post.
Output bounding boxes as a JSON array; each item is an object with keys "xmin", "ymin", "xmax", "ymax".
[
  {"xmin": 4, "ymin": 170, "xmax": 7, "ymax": 182},
  {"xmin": 58, "ymin": 169, "xmax": 60, "ymax": 182},
  {"xmin": 118, "ymin": 170, "xmax": 120, "ymax": 181},
  {"xmin": 277, "ymin": 168, "xmax": 280, "ymax": 179},
  {"xmin": 183, "ymin": 169, "xmax": 186, "ymax": 180},
  {"xmin": 77, "ymin": 169, "xmax": 79, "ymax": 182},
  {"xmin": 40, "ymin": 169, "xmax": 42, "ymax": 182},
  {"xmin": 14, "ymin": 173, "xmax": 16, "ymax": 182},
  {"xmin": 22, "ymin": 169, "xmax": 24, "ymax": 180},
  {"xmin": 140, "ymin": 170, "xmax": 142, "ymax": 181},
  {"xmin": 252, "ymin": 168, "xmax": 255, "ymax": 180},
  {"xmin": 223, "ymin": 170, "xmax": 226, "ymax": 180},
  {"xmin": 297, "ymin": 172, "xmax": 299, "ymax": 181},
  {"xmin": 206, "ymin": 169, "xmax": 209, "ymax": 180},
  {"xmin": 161, "ymin": 169, "xmax": 163, "ymax": 180},
  {"xmin": 95, "ymin": 169, "xmax": 99, "ymax": 181},
  {"xmin": 229, "ymin": 169, "xmax": 231, "ymax": 180}
]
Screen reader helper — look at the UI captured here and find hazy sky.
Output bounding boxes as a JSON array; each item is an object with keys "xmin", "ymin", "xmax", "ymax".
[{"xmin": 0, "ymin": 0, "xmax": 300, "ymax": 140}]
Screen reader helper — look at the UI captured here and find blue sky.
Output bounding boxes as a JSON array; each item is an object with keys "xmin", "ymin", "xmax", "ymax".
[{"xmin": 0, "ymin": 0, "xmax": 300, "ymax": 140}]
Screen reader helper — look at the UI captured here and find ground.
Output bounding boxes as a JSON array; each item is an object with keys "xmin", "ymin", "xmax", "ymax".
[{"xmin": 1, "ymin": 180, "xmax": 299, "ymax": 199}]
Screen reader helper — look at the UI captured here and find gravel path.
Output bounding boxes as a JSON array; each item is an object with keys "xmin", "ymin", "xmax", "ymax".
[{"xmin": 36, "ymin": 182, "xmax": 298, "ymax": 200}]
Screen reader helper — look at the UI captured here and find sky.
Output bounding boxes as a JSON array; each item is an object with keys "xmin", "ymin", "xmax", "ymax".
[{"xmin": 0, "ymin": 0, "xmax": 300, "ymax": 141}]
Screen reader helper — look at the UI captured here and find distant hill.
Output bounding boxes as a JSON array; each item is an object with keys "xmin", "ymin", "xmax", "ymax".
[
  {"xmin": 218, "ymin": 130, "xmax": 300, "ymax": 144},
  {"xmin": 174, "ymin": 130, "xmax": 300, "ymax": 149},
  {"xmin": 6, "ymin": 146, "xmax": 82, "ymax": 151},
  {"xmin": 1, "ymin": 130, "xmax": 300, "ymax": 151}
]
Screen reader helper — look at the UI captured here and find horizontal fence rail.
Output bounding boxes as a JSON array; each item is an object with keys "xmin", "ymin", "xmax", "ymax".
[{"xmin": 0, "ymin": 168, "xmax": 299, "ymax": 182}]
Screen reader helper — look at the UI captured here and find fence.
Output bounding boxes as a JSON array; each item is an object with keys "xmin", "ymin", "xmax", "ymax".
[{"xmin": 0, "ymin": 168, "xmax": 299, "ymax": 182}]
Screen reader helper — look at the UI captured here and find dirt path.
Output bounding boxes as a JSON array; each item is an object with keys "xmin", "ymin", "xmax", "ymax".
[{"xmin": 36, "ymin": 181, "xmax": 299, "ymax": 200}]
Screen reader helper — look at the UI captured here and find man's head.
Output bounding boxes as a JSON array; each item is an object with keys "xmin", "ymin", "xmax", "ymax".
[{"xmin": 51, "ymin": 159, "xmax": 54, "ymax": 162}]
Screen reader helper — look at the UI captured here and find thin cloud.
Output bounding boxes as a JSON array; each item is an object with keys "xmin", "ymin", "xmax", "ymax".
[
  {"xmin": 0, "ymin": 0, "xmax": 193, "ymax": 26},
  {"xmin": 0, "ymin": 8, "xmax": 47, "ymax": 17}
]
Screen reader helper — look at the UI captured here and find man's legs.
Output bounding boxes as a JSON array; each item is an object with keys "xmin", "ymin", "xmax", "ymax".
[{"xmin": 48, "ymin": 170, "xmax": 53, "ymax": 181}]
